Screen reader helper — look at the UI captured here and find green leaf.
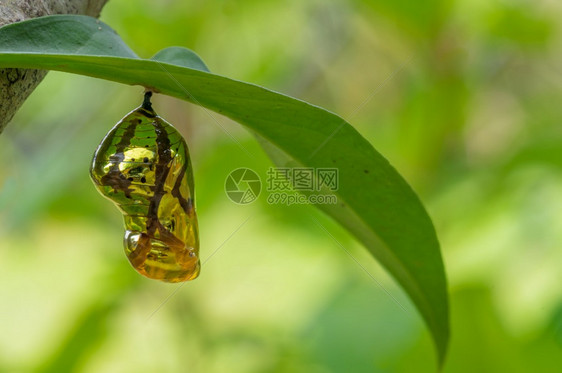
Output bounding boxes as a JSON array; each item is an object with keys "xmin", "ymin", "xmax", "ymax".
[
  {"xmin": 0, "ymin": 15, "xmax": 138, "ymax": 58},
  {"xmin": 0, "ymin": 15, "xmax": 449, "ymax": 365},
  {"xmin": 151, "ymin": 46, "xmax": 210, "ymax": 72}
]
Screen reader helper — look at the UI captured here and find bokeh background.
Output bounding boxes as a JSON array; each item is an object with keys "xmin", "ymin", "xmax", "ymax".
[{"xmin": 1, "ymin": 0, "xmax": 562, "ymax": 372}]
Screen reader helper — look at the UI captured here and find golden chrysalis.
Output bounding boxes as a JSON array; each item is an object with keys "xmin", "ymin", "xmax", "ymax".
[{"xmin": 90, "ymin": 92, "xmax": 200, "ymax": 282}]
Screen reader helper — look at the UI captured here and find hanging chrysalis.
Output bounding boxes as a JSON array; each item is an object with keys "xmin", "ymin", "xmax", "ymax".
[{"xmin": 90, "ymin": 92, "xmax": 200, "ymax": 282}]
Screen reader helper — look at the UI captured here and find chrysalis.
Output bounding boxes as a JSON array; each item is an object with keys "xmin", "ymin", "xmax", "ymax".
[{"xmin": 90, "ymin": 92, "xmax": 200, "ymax": 282}]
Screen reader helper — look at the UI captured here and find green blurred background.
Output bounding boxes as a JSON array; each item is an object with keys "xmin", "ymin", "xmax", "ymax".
[{"xmin": 1, "ymin": 0, "xmax": 562, "ymax": 372}]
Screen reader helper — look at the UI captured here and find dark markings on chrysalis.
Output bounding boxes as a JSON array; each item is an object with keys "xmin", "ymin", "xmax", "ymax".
[{"xmin": 90, "ymin": 91, "xmax": 200, "ymax": 283}]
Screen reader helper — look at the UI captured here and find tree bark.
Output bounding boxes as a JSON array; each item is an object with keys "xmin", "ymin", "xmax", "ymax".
[{"xmin": 0, "ymin": 0, "xmax": 109, "ymax": 133}]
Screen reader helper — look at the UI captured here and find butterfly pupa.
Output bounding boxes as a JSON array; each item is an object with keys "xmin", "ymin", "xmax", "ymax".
[{"xmin": 90, "ymin": 92, "xmax": 200, "ymax": 282}]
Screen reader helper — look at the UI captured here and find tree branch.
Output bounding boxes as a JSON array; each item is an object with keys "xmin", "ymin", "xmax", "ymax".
[{"xmin": 0, "ymin": 0, "xmax": 109, "ymax": 133}]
